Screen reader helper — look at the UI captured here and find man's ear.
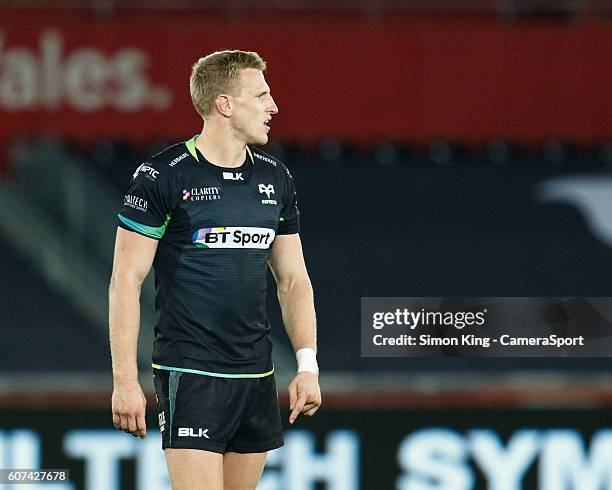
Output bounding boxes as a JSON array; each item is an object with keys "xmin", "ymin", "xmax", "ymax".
[{"xmin": 215, "ymin": 94, "xmax": 232, "ymax": 118}]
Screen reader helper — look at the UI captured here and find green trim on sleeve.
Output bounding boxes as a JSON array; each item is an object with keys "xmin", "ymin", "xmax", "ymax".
[{"xmin": 118, "ymin": 214, "xmax": 170, "ymax": 239}]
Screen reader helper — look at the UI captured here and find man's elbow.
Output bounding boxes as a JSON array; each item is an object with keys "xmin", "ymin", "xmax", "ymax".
[
  {"xmin": 109, "ymin": 269, "xmax": 145, "ymax": 294},
  {"xmin": 277, "ymin": 274, "xmax": 312, "ymax": 296}
]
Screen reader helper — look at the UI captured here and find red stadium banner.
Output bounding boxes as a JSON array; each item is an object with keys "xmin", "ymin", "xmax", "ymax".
[{"xmin": 0, "ymin": 11, "xmax": 611, "ymax": 146}]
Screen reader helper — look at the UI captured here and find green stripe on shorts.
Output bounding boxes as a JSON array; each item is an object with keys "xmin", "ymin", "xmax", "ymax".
[{"xmin": 168, "ymin": 371, "xmax": 182, "ymax": 447}]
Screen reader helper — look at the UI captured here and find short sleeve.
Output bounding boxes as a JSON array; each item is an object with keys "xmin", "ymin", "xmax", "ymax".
[
  {"xmin": 117, "ymin": 163, "xmax": 174, "ymax": 240},
  {"xmin": 277, "ymin": 165, "xmax": 300, "ymax": 235}
]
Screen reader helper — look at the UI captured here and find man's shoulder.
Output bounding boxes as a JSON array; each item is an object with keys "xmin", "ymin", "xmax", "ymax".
[
  {"xmin": 250, "ymin": 146, "xmax": 294, "ymax": 180},
  {"xmin": 131, "ymin": 142, "xmax": 191, "ymax": 182},
  {"xmin": 149, "ymin": 141, "xmax": 192, "ymax": 170}
]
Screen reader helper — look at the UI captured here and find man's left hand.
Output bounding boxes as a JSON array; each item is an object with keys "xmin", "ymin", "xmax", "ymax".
[{"xmin": 288, "ymin": 372, "xmax": 321, "ymax": 424}]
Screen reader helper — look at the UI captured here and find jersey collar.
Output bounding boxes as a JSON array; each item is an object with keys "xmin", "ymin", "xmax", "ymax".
[{"xmin": 185, "ymin": 135, "xmax": 254, "ymax": 165}]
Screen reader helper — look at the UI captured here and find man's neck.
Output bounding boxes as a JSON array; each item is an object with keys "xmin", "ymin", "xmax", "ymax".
[{"xmin": 194, "ymin": 122, "xmax": 246, "ymax": 169}]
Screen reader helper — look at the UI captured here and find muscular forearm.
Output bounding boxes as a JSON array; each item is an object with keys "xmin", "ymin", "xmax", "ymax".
[
  {"xmin": 109, "ymin": 275, "xmax": 143, "ymax": 385},
  {"xmin": 277, "ymin": 277, "xmax": 316, "ymax": 352},
  {"xmin": 280, "ymin": 276, "xmax": 321, "ymax": 424}
]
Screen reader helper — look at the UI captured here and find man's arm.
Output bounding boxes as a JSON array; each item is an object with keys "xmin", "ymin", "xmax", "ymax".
[
  {"xmin": 268, "ymin": 233, "xmax": 321, "ymax": 424},
  {"xmin": 109, "ymin": 227, "xmax": 159, "ymax": 438}
]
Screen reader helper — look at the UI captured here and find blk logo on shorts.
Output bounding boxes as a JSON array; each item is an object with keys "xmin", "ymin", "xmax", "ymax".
[{"xmin": 178, "ymin": 427, "xmax": 210, "ymax": 438}]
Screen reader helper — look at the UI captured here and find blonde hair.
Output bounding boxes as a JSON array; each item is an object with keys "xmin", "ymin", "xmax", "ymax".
[{"xmin": 190, "ymin": 50, "xmax": 267, "ymax": 118}]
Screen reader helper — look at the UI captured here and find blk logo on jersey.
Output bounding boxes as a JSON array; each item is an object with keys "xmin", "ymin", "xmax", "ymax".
[
  {"xmin": 222, "ymin": 172, "xmax": 244, "ymax": 181},
  {"xmin": 178, "ymin": 427, "xmax": 210, "ymax": 438},
  {"xmin": 258, "ymin": 183, "xmax": 277, "ymax": 205},
  {"xmin": 192, "ymin": 226, "xmax": 276, "ymax": 249}
]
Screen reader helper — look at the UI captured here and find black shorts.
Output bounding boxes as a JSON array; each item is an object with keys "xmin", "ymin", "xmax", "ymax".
[{"xmin": 153, "ymin": 368, "xmax": 284, "ymax": 454}]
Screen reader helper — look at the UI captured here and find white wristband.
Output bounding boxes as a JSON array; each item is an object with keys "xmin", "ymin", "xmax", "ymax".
[{"xmin": 296, "ymin": 348, "xmax": 319, "ymax": 376}]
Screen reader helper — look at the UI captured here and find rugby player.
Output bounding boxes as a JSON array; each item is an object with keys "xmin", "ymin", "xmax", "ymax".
[{"xmin": 109, "ymin": 50, "xmax": 321, "ymax": 489}]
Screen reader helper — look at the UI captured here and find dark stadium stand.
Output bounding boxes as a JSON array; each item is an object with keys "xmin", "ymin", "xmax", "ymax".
[
  {"xmin": 2, "ymin": 138, "xmax": 611, "ymax": 374},
  {"xmin": 13, "ymin": 138, "xmax": 607, "ymax": 373},
  {"xmin": 0, "ymin": 237, "xmax": 110, "ymax": 372}
]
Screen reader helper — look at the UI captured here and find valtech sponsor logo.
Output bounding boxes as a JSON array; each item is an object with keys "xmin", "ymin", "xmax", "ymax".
[
  {"xmin": 169, "ymin": 152, "xmax": 188, "ymax": 167},
  {"xmin": 133, "ymin": 162, "xmax": 159, "ymax": 181},
  {"xmin": 177, "ymin": 427, "xmax": 210, "ymax": 439},
  {"xmin": 258, "ymin": 183, "xmax": 277, "ymax": 205},
  {"xmin": 123, "ymin": 194, "xmax": 148, "ymax": 212},
  {"xmin": 253, "ymin": 152, "xmax": 277, "ymax": 166},
  {"xmin": 182, "ymin": 187, "xmax": 220, "ymax": 201},
  {"xmin": 0, "ymin": 30, "xmax": 171, "ymax": 112},
  {"xmin": 192, "ymin": 226, "xmax": 276, "ymax": 249}
]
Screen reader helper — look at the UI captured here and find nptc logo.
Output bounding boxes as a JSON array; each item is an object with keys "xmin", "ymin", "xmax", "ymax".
[
  {"xmin": 258, "ymin": 184, "xmax": 275, "ymax": 199},
  {"xmin": 133, "ymin": 163, "xmax": 159, "ymax": 180}
]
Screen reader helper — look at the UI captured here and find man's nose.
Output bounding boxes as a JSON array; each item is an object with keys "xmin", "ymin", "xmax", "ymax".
[{"xmin": 269, "ymin": 98, "xmax": 279, "ymax": 114}]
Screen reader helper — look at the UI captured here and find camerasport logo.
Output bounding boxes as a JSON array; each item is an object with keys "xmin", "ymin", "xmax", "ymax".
[
  {"xmin": 0, "ymin": 30, "xmax": 172, "ymax": 111},
  {"xmin": 124, "ymin": 194, "xmax": 148, "ymax": 212},
  {"xmin": 192, "ymin": 226, "xmax": 276, "ymax": 249}
]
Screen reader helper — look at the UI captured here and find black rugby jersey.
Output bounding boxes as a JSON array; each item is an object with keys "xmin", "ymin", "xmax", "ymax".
[{"xmin": 117, "ymin": 135, "xmax": 299, "ymax": 376}]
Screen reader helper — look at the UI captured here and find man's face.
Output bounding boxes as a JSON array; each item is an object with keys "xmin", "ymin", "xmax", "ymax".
[{"xmin": 229, "ymin": 68, "xmax": 278, "ymax": 145}]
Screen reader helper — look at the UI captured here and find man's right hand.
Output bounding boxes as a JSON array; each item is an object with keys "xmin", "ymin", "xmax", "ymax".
[{"xmin": 112, "ymin": 382, "xmax": 147, "ymax": 438}]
